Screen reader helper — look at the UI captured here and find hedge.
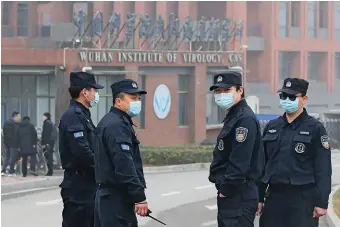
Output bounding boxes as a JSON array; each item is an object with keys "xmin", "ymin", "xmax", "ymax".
[{"xmin": 140, "ymin": 144, "xmax": 214, "ymax": 166}]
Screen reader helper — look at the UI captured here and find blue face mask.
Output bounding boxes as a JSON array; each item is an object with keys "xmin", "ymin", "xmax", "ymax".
[
  {"xmin": 214, "ymin": 93, "xmax": 234, "ymax": 110},
  {"xmin": 280, "ymin": 98, "xmax": 299, "ymax": 113},
  {"xmin": 90, "ymin": 92, "xmax": 100, "ymax": 107},
  {"xmin": 127, "ymin": 101, "xmax": 142, "ymax": 117}
]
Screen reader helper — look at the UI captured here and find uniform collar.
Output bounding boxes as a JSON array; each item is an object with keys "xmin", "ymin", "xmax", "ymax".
[
  {"xmin": 110, "ymin": 106, "xmax": 135, "ymax": 126},
  {"xmin": 280, "ymin": 108, "xmax": 308, "ymax": 129},
  {"xmin": 222, "ymin": 99, "xmax": 247, "ymax": 123},
  {"xmin": 70, "ymin": 99, "xmax": 91, "ymax": 117}
]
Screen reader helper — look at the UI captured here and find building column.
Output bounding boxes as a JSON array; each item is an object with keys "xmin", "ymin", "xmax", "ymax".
[
  {"xmin": 178, "ymin": 1, "xmax": 197, "ymax": 51},
  {"xmin": 188, "ymin": 65, "xmax": 207, "ymax": 143},
  {"xmin": 28, "ymin": 2, "xmax": 39, "ymax": 37},
  {"xmin": 92, "ymin": 2, "xmax": 112, "ymax": 48},
  {"xmin": 272, "ymin": 50, "xmax": 279, "ymax": 92},
  {"xmin": 135, "ymin": 1, "xmax": 155, "ymax": 50},
  {"xmin": 51, "ymin": 2, "xmax": 73, "ymax": 23}
]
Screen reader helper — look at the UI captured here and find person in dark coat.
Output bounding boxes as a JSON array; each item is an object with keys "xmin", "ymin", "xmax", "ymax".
[
  {"xmin": 1, "ymin": 111, "xmax": 21, "ymax": 176},
  {"xmin": 17, "ymin": 116, "xmax": 38, "ymax": 177},
  {"xmin": 41, "ymin": 112, "xmax": 56, "ymax": 176}
]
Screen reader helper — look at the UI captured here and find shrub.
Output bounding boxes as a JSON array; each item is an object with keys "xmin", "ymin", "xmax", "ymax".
[{"xmin": 140, "ymin": 144, "xmax": 214, "ymax": 166}]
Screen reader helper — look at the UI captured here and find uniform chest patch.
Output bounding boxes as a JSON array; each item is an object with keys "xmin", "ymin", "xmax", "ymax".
[
  {"xmin": 218, "ymin": 139, "xmax": 224, "ymax": 151},
  {"xmin": 73, "ymin": 132, "xmax": 84, "ymax": 138},
  {"xmin": 235, "ymin": 127, "xmax": 248, "ymax": 143},
  {"xmin": 295, "ymin": 143, "xmax": 306, "ymax": 153},
  {"xmin": 321, "ymin": 135, "xmax": 330, "ymax": 149},
  {"xmin": 268, "ymin": 129, "xmax": 277, "ymax": 133},
  {"xmin": 121, "ymin": 144, "xmax": 130, "ymax": 151}
]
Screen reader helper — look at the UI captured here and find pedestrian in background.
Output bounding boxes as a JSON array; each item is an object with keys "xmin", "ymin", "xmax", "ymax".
[
  {"xmin": 208, "ymin": 71, "xmax": 265, "ymax": 227},
  {"xmin": 17, "ymin": 116, "xmax": 38, "ymax": 177},
  {"xmin": 258, "ymin": 78, "xmax": 332, "ymax": 227},
  {"xmin": 1, "ymin": 111, "xmax": 21, "ymax": 176},
  {"xmin": 41, "ymin": 112, "xmax": 57, "ymax": 176},
  {"xmin": 58, "ymin": 71, "xmax": 103, "ymax": 227},
  {"xmin": 94, "ymin": 79, "xmax": 148, "ymax": 227}
]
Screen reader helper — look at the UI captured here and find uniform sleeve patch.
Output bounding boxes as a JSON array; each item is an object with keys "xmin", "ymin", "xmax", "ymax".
[
  {"xmin": 235, "ymin": 127, "xmax": 248, "ymax": 143},
  {"xmin": 121, "ymin": 144, "xmax": 130, "ymax": 151},
  {"xmin": 73, "ymin": 132, "xmax": 84, "ymax": 138},
  {"xmin": 321, "ymin": 135, "xmax": 330, "ymax": 149}
]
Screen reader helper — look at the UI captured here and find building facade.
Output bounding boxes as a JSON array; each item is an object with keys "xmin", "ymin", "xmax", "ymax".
[{"xmin": 2, "ymin": 1, "xmax": 340, "ymax": 145}]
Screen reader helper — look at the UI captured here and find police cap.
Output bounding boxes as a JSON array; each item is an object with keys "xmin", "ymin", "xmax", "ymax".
[
  {"xmin": 111, "ymin": 79, "xmax": 147, "ymax": 97},
  {"xmin": 70, "ymin": 72, "xmax": 104, "ymax": 89},
  {"xmin": 277, "ymin": 78, "xmax": 309, "ymax": 95},
  {"xmin": 209, "ymin": 71, "xmax": 242, "ymax": 91}
]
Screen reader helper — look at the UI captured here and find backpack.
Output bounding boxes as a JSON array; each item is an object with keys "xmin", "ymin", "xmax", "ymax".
[{"xmin": 48, "ymin": 120, "xmax": 58, "ymax": 141}]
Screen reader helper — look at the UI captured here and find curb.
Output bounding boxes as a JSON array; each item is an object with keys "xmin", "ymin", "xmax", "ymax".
[
  {"xmin": 143, "ymin": 163, "xmax": 210, "ymax": 173},
  {"xmin": 326, "ymin": 185, "xmax": 340, "ymax": 227},
  {"xmin": 1, "ymin": 163, "xmax": 210, "ymax": 200}
]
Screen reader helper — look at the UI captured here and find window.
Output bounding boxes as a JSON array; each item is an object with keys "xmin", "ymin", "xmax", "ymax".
[
  {"xmin": 307, "ymin": 1, "xmax": 317, "ymax": 38},
  {"xmin": 319, "ymin": 2, "xmax": 328, "ymax": 28},
  {"xmin": 138, "ymin": 75, "xmax": 146, "ymax": 129},
  {"xmin": 291, "ymin": 2, "xmax": 300, "ymax": 27},
  {"xmin": 335, "ymin": 53, "xmax": 340, "ymax": 80},
  {"xmin": 2, "ymin": 1, "xmax": 10, "ymax": 25},
  {"xmin": 177, "ymin": 74, "xmax": 189, "ymax": 126},
  {"xmin": 17, "ymin": 2, "xmax": 28, "ymax": 36},
  {"xmin": 36, "ymin": 75, "xmax": 57, "ymax": 129},
  {"xmin": 278, "ymin": 1, "xmax": 289, "ymax": 37},
  {"xmin": 307, "ymin": 52, "xmax": 322, "ymax": 81},
  {"xmin": 206, "ymin": 75, "xmax": 225, "ymax": 125},
  {"xmin": 90, "ymin": 74, "xmax": 125, "ymax": 125},
  {"xmin": 278, "ymin": 52, "xmax": 294, "ymax": 81},
  {"xmin": 335, "ymin": 2, "xmax": 340, "ymax": 39},
  {"xmin": 40, "ymin": 12, "xmax": 51, "ymax": 37}
]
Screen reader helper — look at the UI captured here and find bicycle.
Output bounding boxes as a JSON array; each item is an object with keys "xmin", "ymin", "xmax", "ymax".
[{"xmin": 33, "ymin": 142, "xmax": 48, "ymax": 175}]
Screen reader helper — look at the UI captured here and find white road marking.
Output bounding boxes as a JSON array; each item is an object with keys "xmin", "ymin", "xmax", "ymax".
[
  {"xmin": 1, "ymin": 186, "xmax": 58, "ymax": 196},
  {"xmin": 36, "ymin": 199, "xmax": 62, "ymax": 206},
  {"xmin": 205, "ymin": 204, "xmax": 217, "ymax": 210},
  {"xmin": 161, "ymin": 191, "xmax": 181, "ymax": 197},
  {"xmin": 201, "ymin": 220, "xmax": 217, "ymax": 226},
  {"xmin": 195, "ymin": 185, "xmax": 214, "ymax": 190}
]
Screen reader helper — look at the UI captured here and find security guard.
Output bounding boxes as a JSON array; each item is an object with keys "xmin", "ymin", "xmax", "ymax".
[
  {"xmin": 258, "ymin": 78, "xmax": 332, "ymax": 227},
  {"xmin": 94, "ymin": 79, "xmax": 148, "ymax": 227},
  {"xmin": 208, "ymin": 71, "xmax": 265, "ymax": 227},
  {"xmin": 58, "ymin": 71, "xmax": 104, "ymax": 227}
]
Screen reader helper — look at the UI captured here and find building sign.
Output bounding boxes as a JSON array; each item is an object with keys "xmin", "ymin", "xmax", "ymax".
[
  {"xmin": 153, "ymin": 84, "xmax": 171, "ymax": 120},
  {"xmin": 79, "ymin": 51, "xmax": 242, "ymax": 65}
]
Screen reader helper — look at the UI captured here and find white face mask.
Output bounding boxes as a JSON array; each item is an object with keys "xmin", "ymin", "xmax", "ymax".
[
  {"xmin": 85, "ymin": 90, "xmax": 100, "ymax": 107},
  {"xmin": 214, "ymin": 93, "xmax": 234, "ymax": 110}
]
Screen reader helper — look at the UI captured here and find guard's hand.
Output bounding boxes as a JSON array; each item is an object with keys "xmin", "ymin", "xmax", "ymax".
[
  {"xmin": 256, "ymin": 203, "xmax": 264, "ymax": 216},
  {"xmin": 313, "ymin": 207, "xmax": 327, "ymax": 218},
  {"xmin": 135, "ymin": 201, "xmax": 149, "ymax": 217},
  {"xmin": 218, "ymin": 193, "xmax": 226, "ymax": 198}
]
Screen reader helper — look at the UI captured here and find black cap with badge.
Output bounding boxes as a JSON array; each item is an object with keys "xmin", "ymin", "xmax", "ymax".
[
  {"xmin": 209, "ymin": 71, "xmax": 242, "ymax": 91},
  {"xmin": 111, "ymin": 79, "xmax": 147, "ymax": 97},
  {"xmin": 277, "ymin": 78, "xmax": 309, "ymax": 95},
  {"xmin": 70, "ymin": 71, "xmax": 104, "ymax": 89}
]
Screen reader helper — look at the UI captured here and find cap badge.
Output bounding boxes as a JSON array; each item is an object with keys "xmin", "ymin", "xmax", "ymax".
[
  {"xmin": 217, "ymin": 76, "xmax": 223, "ymax": 82},
  {"xmin": 286, "ymin": 81, "xmax": 291, "ymax": 87},
  {"xmin": 132, "ymin": 82, "xmax": 137, "ymax": 88}
]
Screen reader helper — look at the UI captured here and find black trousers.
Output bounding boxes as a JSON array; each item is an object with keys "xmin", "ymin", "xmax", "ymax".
[
  {"xmin": 21, "ymin": 154, "xmax": 37, "ymax": 177},
  {"xmin": 60, "ymin": 173, "xmax": 97, "ymax": 227},
  {"xmin": 1, "ymin": 146, "xmax": 20, "ymax": 174},
  {"xmin": 259, "ymin": 185, "xmax": 319, "ymax": 227},
  {"xmin": 217, "ymin": 194, "xmax": 257, "ymax": 227},
  {"xmin": 94, "ymin": 188, "xmax": 138, "ymax": 227},
  {"xmin": 44, "ymin": 141, "xmax": 55, "ymax": 174}
]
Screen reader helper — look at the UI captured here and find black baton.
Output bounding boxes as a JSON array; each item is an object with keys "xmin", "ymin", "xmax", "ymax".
[{"xmin": 147, "ymin": 209, "xmax": 166, "ymax": 225}]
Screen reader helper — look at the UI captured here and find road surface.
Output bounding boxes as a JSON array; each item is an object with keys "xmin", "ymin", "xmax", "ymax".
[{"xmin": 2, "ymin": 150, "xmax": 340, "ymax": 227}]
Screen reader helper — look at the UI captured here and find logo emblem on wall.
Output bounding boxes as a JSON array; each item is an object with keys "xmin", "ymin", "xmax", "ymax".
[{"xmin": 153, "ymin": 84, "xmax": 171, "ymax": 119}]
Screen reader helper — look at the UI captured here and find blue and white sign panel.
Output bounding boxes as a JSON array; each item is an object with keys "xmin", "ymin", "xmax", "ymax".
[{"xmin": 153, "ymin": 84, "xmax": 171, "ymax": 119}]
